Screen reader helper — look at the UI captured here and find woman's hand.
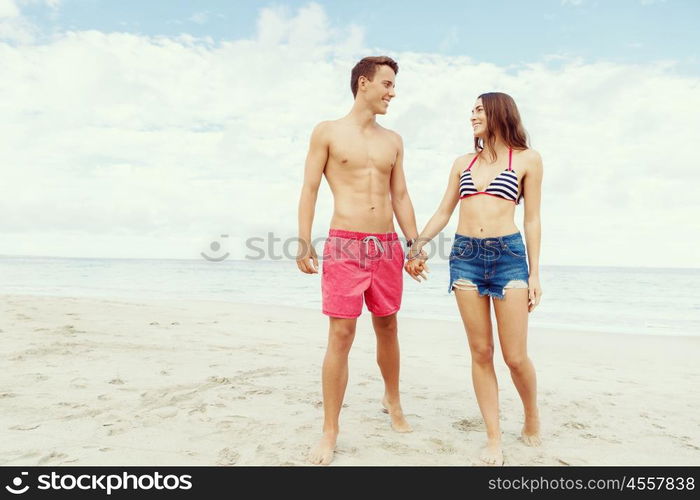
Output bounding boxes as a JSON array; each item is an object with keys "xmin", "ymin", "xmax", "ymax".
[
  {"xmin": 404, "ymin": 250, "xmax": 429, "ymax": 282},
  {"xmin": 528, "ymin": 275, "xmax": 542, "ymax": 312}
]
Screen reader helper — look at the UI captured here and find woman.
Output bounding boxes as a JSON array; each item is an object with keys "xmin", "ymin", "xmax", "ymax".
[{"xmin": 406, "ymin": 92, "xmax": 543, "ymax": 465}]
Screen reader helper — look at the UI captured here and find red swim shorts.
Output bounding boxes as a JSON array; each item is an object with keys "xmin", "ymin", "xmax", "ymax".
[{"xmin": 321, "ymin": 229, "xmax": 404, "ymax": 319}]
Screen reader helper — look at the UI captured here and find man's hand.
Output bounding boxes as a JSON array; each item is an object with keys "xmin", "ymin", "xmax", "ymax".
[
  {"xmin": 296, "ymin": 240, "xmax": 319, "ymax": 274},
  {"xmin": 404, "ymin": 250, "xmax": 429, "ymax": 282}
]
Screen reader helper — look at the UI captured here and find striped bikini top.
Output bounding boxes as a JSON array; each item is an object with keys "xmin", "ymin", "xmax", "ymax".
[{"xmin": 459, "ymin": 149, "xmax": 521, "ymax": 204}]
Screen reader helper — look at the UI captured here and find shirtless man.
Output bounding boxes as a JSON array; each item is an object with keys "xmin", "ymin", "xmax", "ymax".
[{"xmin": 296, "ymin": 56, "xmax": 424, "ymax": 465}]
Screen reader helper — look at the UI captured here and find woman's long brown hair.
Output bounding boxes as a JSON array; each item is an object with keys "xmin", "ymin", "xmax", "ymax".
[{"xmin": 474, "ymin": 92, "xmax": 529, "ymax": 161}]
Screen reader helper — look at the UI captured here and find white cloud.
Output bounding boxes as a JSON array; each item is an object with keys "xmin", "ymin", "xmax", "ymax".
[
  {"xmin": 0, "ymin": 0, "xmax": 19, "ymax": 18},
  {"xmin": 0, "ymin": 3, "xmax": 698, "ymax": 267}
]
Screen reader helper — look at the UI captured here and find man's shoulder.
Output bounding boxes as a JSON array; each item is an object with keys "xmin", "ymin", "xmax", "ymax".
[
  {"xmin": 312, "ymin": 120, "xmax": 334, "ymax": 134},
  {"xmin": 310, "ymin": 120, "xmax": 340, "ymax": 144}
]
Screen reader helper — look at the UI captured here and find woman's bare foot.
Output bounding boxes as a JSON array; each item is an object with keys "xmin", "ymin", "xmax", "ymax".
[
  {"xmin": 480, "ymin": 438, "xmax": 504, "ymax": 466},
  {"xmin": 521, "ymin": 414, "xmax": 542, "ymax": 446},
  {"xmin": 382, "ymin": 396, "xmax": 413, "ymax": 433},
  {"xmin": 308, "ymin": 431, "xmax": 338, "ymax": 465}
]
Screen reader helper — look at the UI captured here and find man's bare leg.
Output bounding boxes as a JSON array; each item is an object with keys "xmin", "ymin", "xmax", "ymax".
[
  {"xmin": 372, "ymin": 313, "xmax": 412, "ymax": 433},
  {"xmin": 309, "ymin": 317, "xmax": 357, "ymax": 465}
]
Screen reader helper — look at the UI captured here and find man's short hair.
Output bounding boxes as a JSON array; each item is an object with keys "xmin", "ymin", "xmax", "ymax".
[{"xmin": 350, "ymin": 56, "xmax": 399, "ymax": 98}]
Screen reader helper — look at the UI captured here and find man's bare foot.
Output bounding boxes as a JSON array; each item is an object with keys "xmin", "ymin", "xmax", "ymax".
[
  {"xmin": 382, "ymin": 397, "xmax": 413, "ymax": 433},
  {"xmin": 521, "ymin": 414, "xmax": 542, "ymax": 446},
  {"xmin": 480, "ymin": 438, "xmax": 504, "ymax": 466},
  {"xmin": 308, "ymin": 431, "xmax": 338, "ymax": 465}
]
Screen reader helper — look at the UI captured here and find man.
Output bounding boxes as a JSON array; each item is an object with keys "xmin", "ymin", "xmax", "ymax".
[{"xmin": 296, "ymin": 56, "xmax": 425, "ymax": 465}]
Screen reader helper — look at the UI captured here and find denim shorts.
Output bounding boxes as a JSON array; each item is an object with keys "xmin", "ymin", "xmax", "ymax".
[{"xmin": 448, "ymin": 232, "xmax": 530, "ymax": 299}]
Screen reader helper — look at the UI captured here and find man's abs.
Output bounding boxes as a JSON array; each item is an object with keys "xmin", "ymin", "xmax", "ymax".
[
  {"xmin": 323, "ymin": 125, "xmax": 398, "ymax": 233},
  {"xmin": 330, "ymin": 195, "xmax": 395, "ymax": 233}
]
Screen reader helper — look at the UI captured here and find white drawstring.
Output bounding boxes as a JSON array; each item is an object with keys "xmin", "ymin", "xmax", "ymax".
[{"xmin": 361, "ymin": 235, "xmax": 384, "ymax": 257}]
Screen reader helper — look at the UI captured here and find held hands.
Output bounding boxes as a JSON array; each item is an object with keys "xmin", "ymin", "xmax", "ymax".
[
  {"xmin": 296, "ymin": 240, "xmax": 318, "ymax": 274},
  {"xmin": 404, "ymin": 249, "xmax": 429, "ymax": 282}
]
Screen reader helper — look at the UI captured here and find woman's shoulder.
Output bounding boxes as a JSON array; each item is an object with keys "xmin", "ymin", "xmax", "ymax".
[
  {"xmin": 513, "ymin": 148, "xmax": 543, "ymax": 172},
  {"xmin": 453, "ymin": 152, "xmax": 477, "ymax": 168},
  {"xmin": 514, "ymin": 148, "xmax": 542, "ymax": 163}
]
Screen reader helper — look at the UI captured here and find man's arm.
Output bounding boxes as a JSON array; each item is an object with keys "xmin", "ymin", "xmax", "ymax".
[
  {"xmin": 389, "ymin": 134, "xmax": 419, "ymax": 243},
  {"xmin": 296, "ymin": 122, "xmax": 329, "ymax": 274}
]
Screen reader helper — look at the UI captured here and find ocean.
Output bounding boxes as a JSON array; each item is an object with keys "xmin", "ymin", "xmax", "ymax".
[{"xmin": 1, "ymin": 256, "xmax": 698, "ymax": 337}]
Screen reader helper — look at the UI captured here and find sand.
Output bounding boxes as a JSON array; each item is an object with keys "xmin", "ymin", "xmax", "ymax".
[{"xmin": 1, "ymin": 294, "xmax": 698, "ymax": 466}]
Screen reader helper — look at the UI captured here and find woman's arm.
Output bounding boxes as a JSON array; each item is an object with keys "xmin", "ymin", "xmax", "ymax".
[
  {"xmin": 408, "ymin": 156, "xmax": 464, "ymax": 259},
  {"xmin": 522, "ymin": 149, "xmax": 543, "ymax": 311}
]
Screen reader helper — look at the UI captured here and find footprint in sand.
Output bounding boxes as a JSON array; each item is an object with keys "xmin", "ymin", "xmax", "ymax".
[
  {"xmin": 106, "ymin": 425, "xmax": 128, "ymax": 436},
  {"xmin": 188, "ymin": 404, "xmax": 207, "ymax": 415},
  {"xmin": 336, "ymin": 446, "xmax": 359, "ymax": 457},
  {"xmin": 245, "ymin": 389, "xmax": 273, "ymax": 395},
  {"xmin": 216, "ymin": 448, "xmax": 240, "ymax": 465},
  {"xmin": 60, "ymin": 325, "xmax": 77, "ymax": 335},
  {"xmin": 207, "ymin": 376, "xmax": 232, "ymax": 384},
  {"xmin": 678, "ymin": 436, "xmax": 700, "ymax": 451},
  {"xmin": 108, "ymin": 378, "xmax": 125, "ymax": 385},
  {"xmin": 430, "ymin": 438, "xmax": 457, "ymax": 455},
  {"xmin": 452, "ymin": 418, "xmax": 482, "ymax": 432},
  {"xmin": 70, "ymin": 377, "xmax": 89, "ymax": 389},
  {"xmin": 38, "ymin": 452, "xmax": 70, "ymax": 465},
  {"xmin": 216, "ymin": 420, "xmax": 234, "ymax": 430},
  {"xmin": 10, "ymin": 424, "xmax": 40, "ymax": 431},
  {"xmin": 381, "ymin": 441, "xmax": 413, "ymax": 453},
  {"xmin": 563, "ymin": 421, "xmax": 587, "ymax": 430}
]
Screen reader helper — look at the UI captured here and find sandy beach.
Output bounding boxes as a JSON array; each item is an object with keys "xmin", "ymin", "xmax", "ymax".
[{"xmin": 1, "ymin": 293, "xmax": 698, "ymax": 466}]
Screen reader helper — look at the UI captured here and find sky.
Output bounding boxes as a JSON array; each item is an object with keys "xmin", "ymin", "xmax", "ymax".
[{"xmin": 1, "ymin": 0, "xmax": 699, "ymax": 267}]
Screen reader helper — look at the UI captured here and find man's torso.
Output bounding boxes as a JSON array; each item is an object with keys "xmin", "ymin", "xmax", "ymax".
[{"xmin": 323, "ymin": 119, "xmax": 399, "ymax": 233}]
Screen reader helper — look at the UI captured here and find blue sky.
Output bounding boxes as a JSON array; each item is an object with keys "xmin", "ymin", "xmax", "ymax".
[{"xmin": 22, "ymin": 0, "xmax": 700, "ymax": 74}]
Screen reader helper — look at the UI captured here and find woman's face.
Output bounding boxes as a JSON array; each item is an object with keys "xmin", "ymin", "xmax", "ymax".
[{"xmin": 471, "ymin": 98, "xmax": 487, "ymax": 138}]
